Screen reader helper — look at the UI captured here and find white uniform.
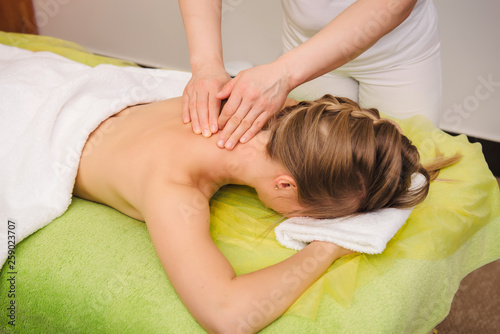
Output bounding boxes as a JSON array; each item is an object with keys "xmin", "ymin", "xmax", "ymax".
[{"xmin": 282, "ymin": 0, "xmax": 442, "ymax": 125}]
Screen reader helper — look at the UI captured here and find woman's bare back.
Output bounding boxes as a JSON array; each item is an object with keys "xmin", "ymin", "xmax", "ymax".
[
  {"xmin": 73, "ymin": 97, "xmax": 219, "ymax": 221},
  {"xmin": 71, "ymin": 95, "xmax": 350, "ymax": 333}
]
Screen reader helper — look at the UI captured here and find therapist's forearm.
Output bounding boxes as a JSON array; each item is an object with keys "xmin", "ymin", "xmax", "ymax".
[
  {"xmin": 178, "ymin": 0, "xmax": 224, "ymax": 71},
  {"xmin": 277, "ymin": 0, "xmax": 417, "ymax": 89}
]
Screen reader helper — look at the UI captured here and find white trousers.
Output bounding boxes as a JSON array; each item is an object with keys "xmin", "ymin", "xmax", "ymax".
[{"xmin": 289, "ymin": 49, "xmax": 442, "ymax": 126}]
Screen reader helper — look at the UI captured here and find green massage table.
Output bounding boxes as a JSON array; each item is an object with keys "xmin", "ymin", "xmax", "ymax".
[{"xmin": 1, "ymin": 31, "xmax": 499, "ymax": 333}]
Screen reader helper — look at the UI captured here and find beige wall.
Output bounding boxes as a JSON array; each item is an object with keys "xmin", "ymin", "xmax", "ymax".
[
  {"xmin": 32, "ymin": 0, "xmax": 282, "ymax": 70},
  {"xmin": 434, "ymin": 0, "xmax": 500, "ymax": 142},
  {"xmin": 34, "ymin": 0, "xmax": 499, "ymax": 142}
]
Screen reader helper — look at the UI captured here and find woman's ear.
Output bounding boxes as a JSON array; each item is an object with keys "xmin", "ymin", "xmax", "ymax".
[{"xmin": 273, "ymin": 175, "xmax": 297, "ymax": 190}]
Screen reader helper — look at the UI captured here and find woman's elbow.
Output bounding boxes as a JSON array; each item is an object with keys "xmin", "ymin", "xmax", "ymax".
[
  {"xmin": 205, "ymin": 323, "xmax": 246, "ymax": 334},
  {"xmin": 199, "ymin": 305, "xmax": 261, "ymax": 334},
  {"xmin": 202, "ymin": 316, "xmax": 252, "ymax": 334}
]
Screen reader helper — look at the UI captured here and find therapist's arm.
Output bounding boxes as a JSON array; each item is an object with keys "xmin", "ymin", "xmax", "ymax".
[
  {"xmin": 216, "ymin": 0, "xmax": 418, "ymax": 150},
  {"xmin": 275, "ymin": 0, "xmax": 417, "ymax": 90},
  {"xmin": 178, "ymin": 0, "xmax": 231, "ymax": 137}
]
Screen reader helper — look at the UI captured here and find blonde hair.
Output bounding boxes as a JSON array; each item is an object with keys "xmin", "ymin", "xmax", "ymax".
[{"xmin": 265, "ymin": 95, "xmax": 460, "ymax": 219}]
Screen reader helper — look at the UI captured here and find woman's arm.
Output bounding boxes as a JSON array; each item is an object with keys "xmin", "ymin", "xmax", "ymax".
[
  {"xmin": 178, "ymin": 0, "xmax": 231, "ymax": 137},
  {"xmin": 215, "ymin": 0, "xmax": 417, "ymax": 149},
  {"xmin": 143, "ymin": 185, "xmax": 351, "ymax": 333}
]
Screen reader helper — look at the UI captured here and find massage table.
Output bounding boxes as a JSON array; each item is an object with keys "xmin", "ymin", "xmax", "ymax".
[{"xmin": 1, "ymin": 31, "xmax": 499, "ymax": 333}]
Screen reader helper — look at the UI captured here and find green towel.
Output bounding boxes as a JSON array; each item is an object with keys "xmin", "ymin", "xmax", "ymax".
[{"xmin": 1, "ymin": 32, "xmax": 499, "ymax": 333}]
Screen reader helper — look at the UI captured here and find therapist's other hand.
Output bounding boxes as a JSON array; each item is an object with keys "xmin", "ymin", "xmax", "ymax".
[
  {"xmin": 215, "ymin": 63, "xmax": 290, "ymax": 150},
  {"xmin": 182, "ymin": 66, "xmax": 231, "ymax": 137}
]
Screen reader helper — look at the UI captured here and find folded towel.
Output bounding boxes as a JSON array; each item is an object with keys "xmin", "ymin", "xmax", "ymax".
[
  {"xmin": 275, "ymin": 173, "xmax": 427, "ymax": 254},
  {"xmin": 0, "ymin": 44, "xmax": 191, "ymax": 266}
]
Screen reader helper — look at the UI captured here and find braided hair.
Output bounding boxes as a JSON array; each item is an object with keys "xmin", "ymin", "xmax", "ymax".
[{"xmin": 265, "ymin": 94, "xmax": 459, "ymax": 219}]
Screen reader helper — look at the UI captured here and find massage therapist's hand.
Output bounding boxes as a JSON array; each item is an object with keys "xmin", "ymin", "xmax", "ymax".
[
  {"xmin": 182, "ymin": 65, "xmax": 231, "ymax": 137},
  {"xmin": 215, "ymin": 62, "xmax": 291, "ymax": 150}
]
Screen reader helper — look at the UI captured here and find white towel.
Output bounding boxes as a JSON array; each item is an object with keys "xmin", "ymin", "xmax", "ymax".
[
  {"xmin": 275, "ymin": 173, "xmax": 427, "ymax": 254},
  {"xmin": 0, "ymin": 44, "xmax": 191, "ymax": 266}
]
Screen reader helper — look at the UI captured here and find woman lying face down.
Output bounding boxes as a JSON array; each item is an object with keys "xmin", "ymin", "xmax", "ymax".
[{"xmin": 73, "ymin": 94, "xmax": 456, "ymax": 333}]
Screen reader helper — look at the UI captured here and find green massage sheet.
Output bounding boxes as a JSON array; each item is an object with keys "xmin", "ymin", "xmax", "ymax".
[{"xmin": 1, "ymin": 31, "xmax": 499, "ymax": 333}]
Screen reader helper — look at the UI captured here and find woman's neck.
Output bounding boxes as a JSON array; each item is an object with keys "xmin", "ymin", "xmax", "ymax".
[{"xmin": 192, "ymin": 131, "xmax": 280, "ymax": 197}]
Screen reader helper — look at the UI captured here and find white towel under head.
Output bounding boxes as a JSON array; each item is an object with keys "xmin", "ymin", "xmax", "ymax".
[{"xmin": 274, "ymin": 173, "xmax": 427, "ymax": 254}]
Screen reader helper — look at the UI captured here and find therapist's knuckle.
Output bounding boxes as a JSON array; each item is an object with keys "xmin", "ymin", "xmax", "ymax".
[
  {"xmin": 228, "ymin": 114, "xmax": 241, "ymax": 126},
  {"xmin": 197, "ymin": 78, "xmax": 206, "ymax": 86},
  {"xmin": 253, "ymin": 118, "xmax": 265, "ymax": 131},
  {"xmin": 196, "ymin": 79, "xmax": 211, "ymax": 91},
  {"xmin": 244, "ymin": 130, "xmax": 258, "ymax": 142},
  {"xmin": 189, "ymin": 99, "xmax": 196, "ymax": 109},
  {"xmin": 244, "ymin": 89, "xmax": 259, "ymax": 101},
  {"xmin": 251, "ymin": 93, "xmax": 261, "ymax": 102},
  {"xmin": 240, "ymin": 118, "xmax": 252, "ymax": 129},
  {"xmin": 222, "ymin": 105, "xmax": 236, "ymax": 117},
  {"xmin": 264, "ymin": 109, "xmax": 275, "ymax": 119}
]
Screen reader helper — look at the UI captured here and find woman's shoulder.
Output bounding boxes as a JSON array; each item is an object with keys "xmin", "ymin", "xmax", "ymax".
[{"xmin": 139, "ymin": 179, "xmax": 211, "ymax": 228}]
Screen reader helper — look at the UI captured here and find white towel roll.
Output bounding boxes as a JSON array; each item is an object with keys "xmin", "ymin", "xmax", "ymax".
[{"xmin": 275, "ymin": 173, "xmax": 427, "ymax": 254}]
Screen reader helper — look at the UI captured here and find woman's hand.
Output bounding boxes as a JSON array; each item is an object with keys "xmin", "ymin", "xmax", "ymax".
[
  {"xmin": 182, "ymin": 65, "xmax": 231, "ymax": 137},
  {"xmin": 215, "ymin": 62, "xmax": 291, "ymax": 150},
  {"xmin": 311, "ymin": 240, "xmax": 357, "ymax": 258}
]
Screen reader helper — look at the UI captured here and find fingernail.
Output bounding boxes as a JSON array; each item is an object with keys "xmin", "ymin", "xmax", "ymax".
[
  {"xmin": 211, "ymin": 124, "xmax": 218, "ymax": 133},
  {"xmin": 193, "ymin": 126, "xmax": 201, "ymax": 134},
  {"xmin": 202, "ymin": 129, "xmax": 211, "ymax": 137},
  {"xmin": 240, "ymin": 136, "xmax": 247, "ymax": 143},
  {"xmin": 217, "ymin": 139, "xmax": 225, "ymax": 148},
  {"xmin": 225, "ymin": 141, "xmax": 233, "ymax": 150}
]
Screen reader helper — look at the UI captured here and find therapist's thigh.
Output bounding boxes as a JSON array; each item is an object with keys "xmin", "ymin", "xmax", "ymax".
[
  {"xmin": 288, "ymin": 72, "xmax": 359, "ymax": 102},
  {"xmin": 356, "ymin": 52, "xmax": 442, "ymax": 126}
]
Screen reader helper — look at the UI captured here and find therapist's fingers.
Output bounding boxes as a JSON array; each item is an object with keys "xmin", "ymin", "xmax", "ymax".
[
  {"xmin": 217, "ymin": 93, "xmax": 241, "ymax": 130},
  {"xmin": 182, "ymin": 92, "xmax": 191, "ymax": 124},
  {"xmin": 182, "ymin": 67, "xmax": 231, "ymax": 136},
  {"xmin": 207, "ymin": 94, "xmax": 221, "ymax": 134},
  {"xmin": 240, "ymin": 111, "xmax": 270, "ymax": 144},
  {"xmin": 196, "ymin": 92, "xmax": 212, "ymax": 137},
  {"xmin": 217, "ymin": 102, "xmax": 270, "ymax": 150},
  {"xmin": 188, "ymin": 91, "xmax": 202, "ymax": 134},
  {"xmin": 223, "ymin": 108, "xmax": 270, "ymax": 150},
  {"xmin": 216, "ymin": 79, "xmax": 239, "ymax": 129},
  {"xmin": 216, "ymin": 102, "xmax": 251, "ymax": 150},
  {"xmin": 223, "ymin": 112, "xmax": 266, "ymax": 150},
  {"xmin": 216, "ymin": 77, "xmax": 236, "ymax": 101}
]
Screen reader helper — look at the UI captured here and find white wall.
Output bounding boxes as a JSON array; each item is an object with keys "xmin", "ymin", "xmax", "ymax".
[
  {"xmin": 33, "ymin": 0, "xmax": 282, "ymax": 70},
  {"xmin": 34, "ymin": 0, "xmax": 499, "ymax": 142},
  {"xmin": 33, "ymin": 0, "xmax": 191, "ymax": 70},
  {"xmin": 434, "ymin": 0, "xmax": 500, "ymax": 142}
]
